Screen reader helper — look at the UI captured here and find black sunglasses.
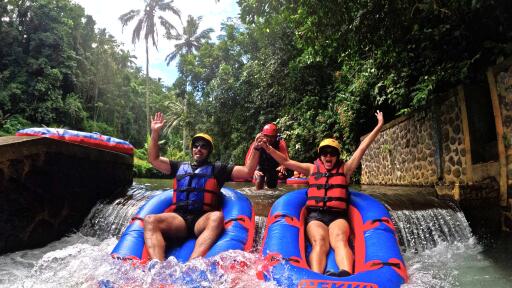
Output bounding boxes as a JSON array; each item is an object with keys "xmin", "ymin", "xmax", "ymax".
[
  {"xmin": 192, "ymin": 143, "xmax": 209, "ymax": 150},
  {"xmin": 320, "ymin": 149, "xmax": 339, "ymax": 157}
]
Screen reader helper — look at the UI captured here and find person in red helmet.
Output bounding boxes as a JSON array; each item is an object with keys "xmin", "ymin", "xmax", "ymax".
[
  {"xmin": 144, "ymin": 112, "xmax": 266, "ymax": 262},
  {"xmin": 259, "ymin": 111, "xmax": 384, "ymax": 277},
  {"xmin": 245, "ymin": 123, "xmax": 289, "ymax": 189}
]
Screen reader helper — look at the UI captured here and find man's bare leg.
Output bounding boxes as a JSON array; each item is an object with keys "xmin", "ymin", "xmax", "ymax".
[
  {"xmin": 190, "ymin": 211, "xmax": 224, "ymax": 258},
  {"xmin": 143, "ymin": 213, "xmax": 188, "ymax": 261}
]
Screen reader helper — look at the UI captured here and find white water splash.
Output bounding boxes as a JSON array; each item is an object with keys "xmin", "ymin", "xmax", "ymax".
[
  {"xmin": 402, "ymin": 238, "xmax": 479, "ymax": 288},
  {"xmin": 1, "ymin": 234, "xmax": 277, "ymax": 288}
]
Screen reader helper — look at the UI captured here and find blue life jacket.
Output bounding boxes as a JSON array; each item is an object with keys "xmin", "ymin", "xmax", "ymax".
[{"xmin": 172, "ymin": 162, "xmax": 220, "ymax": 212}]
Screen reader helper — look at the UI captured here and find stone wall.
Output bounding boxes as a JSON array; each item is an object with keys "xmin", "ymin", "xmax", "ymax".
[
  {"xmin": 497, "ymin": 66, "xmax": 512, "ymax": 186},
  {"xmin": 496, "ymin": 62, "xmax": 512, "ymax": 229},
  {"xmin": 361, "ymin": 93, "xmax": 467, "ymax": 186},
  {"xmin": 361, "ymin": 111, "xmax": 437, "ymax": 185},
  {"xmin": 0, "ymin": 136, "xmax": 133, "ymax": 254},
  {"xmin": 440, "ymin": 95, "xmax": 468, "ymax": 184}
]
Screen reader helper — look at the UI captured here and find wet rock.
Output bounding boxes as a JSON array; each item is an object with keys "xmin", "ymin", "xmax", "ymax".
[
  {"xmin": 453, "ymin": 167, "xmax": 462, "ymax": 178},
  {"xmin": 453, "ymin": 123, "xmax": 461, "ymax": 135},
  {"xmin": 448, "ymin": 155, "xmax": 455, "ymax": 166},
  {"xmin": 444, "ymin": 143, "xmax": 451, "ymax": 154},
  {"xmin": 445, "ymin": 165, "xmax": 452, "ymax": 176}
]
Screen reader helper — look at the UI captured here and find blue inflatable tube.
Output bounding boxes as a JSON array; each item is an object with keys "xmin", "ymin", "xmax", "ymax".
[
  {"xmin": 111, "ymin": 187, "xmax": 255, "ymax": 262},
  {"xmin": 260, "ymin": 189, "xmax": 408, "ymax": 288},
  {"xmin": 16, "ymin": 128, "xmax": 134, "ymax": 155}
]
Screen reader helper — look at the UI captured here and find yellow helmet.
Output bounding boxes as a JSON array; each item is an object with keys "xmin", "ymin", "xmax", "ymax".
[
  {"xmin": 317, "ymin": 138, "xmax": 341, "ymax": 154},
  {"xmin": 191, "ymin": 133, "xmax": 214, "ymax": 152}
]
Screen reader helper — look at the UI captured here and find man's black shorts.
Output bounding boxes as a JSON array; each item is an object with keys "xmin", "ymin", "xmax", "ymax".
[{"xmin": 174, "ymin": 210, "xmax": 205, "ymax": 236}]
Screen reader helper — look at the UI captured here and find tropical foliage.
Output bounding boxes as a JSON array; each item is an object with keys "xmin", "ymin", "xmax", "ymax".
[{"xmin": 1, "ymin": 0, "xmax": 512, "ymax": 178}]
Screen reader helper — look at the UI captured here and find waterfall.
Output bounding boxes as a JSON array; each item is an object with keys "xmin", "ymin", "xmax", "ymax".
[
  {"xmin": 391, "ymin": 208, "xmax": 473, "ymax": 253},
  {"xmin": 80, "ymin": 184, "xmax": 165, "ymax": 239},
  {"xmin": 253, "ymin": 216, "xmax": 267, "ymax": 250}
]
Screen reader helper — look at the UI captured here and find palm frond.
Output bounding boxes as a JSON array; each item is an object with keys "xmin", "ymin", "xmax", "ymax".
[
  {"xmin": 159, "ymin": 1, "xmax": 182, "ymax": 24},
  {"xmin": 119, "ymin": 9, "xmax": 140, "ymax": 30},
  {"xmin": 195, "ymin": 28, "xmax": 214, "ymax": 42},
  {"xmin": 159, "ymin": 16, "xmax": 180, "ymax": 37},
  {"xmin": 132, "ymin": 18, "xmax": 145, "ymax": 45},
  {"xmin": 165, "ymin": 49, "xmax": 180, "ymax": 65}
]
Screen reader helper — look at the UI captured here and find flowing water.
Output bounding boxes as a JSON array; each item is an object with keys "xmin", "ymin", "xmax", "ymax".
[{"xmin": 0, "ymin": 179, "xmax": 511, "ymax": 287}]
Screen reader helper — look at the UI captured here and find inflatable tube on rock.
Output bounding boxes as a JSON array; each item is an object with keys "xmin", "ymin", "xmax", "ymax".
[
  {"xmin": 111, "ymin": 187, "xmax": 255, "ymax": 263},
  {"xmin": 259, "ymin": 189, "xmax": 407, "ymax": 288},
  {"xmin": 16, "ymin": 128, "xmax": 134, "ymax": 155}
]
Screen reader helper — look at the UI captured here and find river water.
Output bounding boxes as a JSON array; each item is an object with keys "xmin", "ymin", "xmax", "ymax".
[{"xmin": 0, "ymin": 179, "xmax": 511, "ymax": 287}]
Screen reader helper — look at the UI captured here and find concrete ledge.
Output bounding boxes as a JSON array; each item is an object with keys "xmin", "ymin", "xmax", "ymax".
[{"xmin": 0, "ymin": 136, "xmax": 133, "ymax": 254}]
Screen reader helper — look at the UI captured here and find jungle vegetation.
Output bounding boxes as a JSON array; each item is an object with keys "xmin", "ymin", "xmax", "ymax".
[{"xmin": 1, "ymin": 0, "xmax": 511, "ymax": 177}]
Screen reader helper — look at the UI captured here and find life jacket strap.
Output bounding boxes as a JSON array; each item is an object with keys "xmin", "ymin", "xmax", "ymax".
[
  {"xmin": 307, "ymin": 196, "xmax": 347, "ymax": 202},
  {"xmin": 176, "ymin": 172, "xmax": 210, "ymax": 181},
  {"xmin": 308, "ymin": 183, "xmax": 348, "ymax": 190},
  {"xmin": 170, "ymin": 200, "xmax": 216, "ymax": 208},
  {"xmin": 175, "ymin": 187, "xmax": 219, "ymax": 194},
  {"xmin": 311, "ymin": 172, "xmax": 345, "ymax": 179}
]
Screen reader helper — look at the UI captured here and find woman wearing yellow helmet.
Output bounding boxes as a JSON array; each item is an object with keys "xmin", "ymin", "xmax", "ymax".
[{"xmin": 259, "ymin": 110, "xmax": 384, "ymax": 277}]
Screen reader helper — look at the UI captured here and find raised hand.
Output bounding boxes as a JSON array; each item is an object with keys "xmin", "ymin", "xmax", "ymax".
[
  {"xmin": 276, "ymin": 165, "xmax": 286, "ymax": 174},
  {"xmin": 375, "ymin": 110, "xmax": 384, "ymax": 127},
  {"xmin": 254, "ymin": 132, "xmax": 268, "ymax": 149},
  {"xmin": 254, "ymin": 170, "xmax": 263, "ymax": 178},
  {"xmin": 151, "ymin": 112, "xmax": 166, "ymax": 133}
]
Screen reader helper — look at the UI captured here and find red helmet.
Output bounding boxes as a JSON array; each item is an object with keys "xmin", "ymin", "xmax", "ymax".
[{"xmin": 262, "ymin": 123, "xmax": 278, "ymax": 136}]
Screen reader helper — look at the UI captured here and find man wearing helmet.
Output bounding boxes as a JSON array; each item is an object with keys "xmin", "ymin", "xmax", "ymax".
[
  {"xmin": 246, "ymin": 123, "xmax": 289, "ymax": 189},
  {"xmin": 259, "ymin": 111, "xmax": 384, "ymax": 277},
  {"xmin": 144, "ymin": 112, "xmax": 265, "ymax": 261}
]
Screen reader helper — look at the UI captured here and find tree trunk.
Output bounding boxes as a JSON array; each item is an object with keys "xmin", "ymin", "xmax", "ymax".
[
  {"xmin": 145, "ymin": 40, "xmax": 150, "ymax": 136},
  {"xmin": 182, "ymin": 95, "xmax": 188, "ymax": 153},
  {"xmin": 93, "ymin": 80, "xmax": 99, "ymax": 123}
]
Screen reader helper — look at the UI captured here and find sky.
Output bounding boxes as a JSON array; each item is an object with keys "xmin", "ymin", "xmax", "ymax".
[{"xmin": 73, "ymin": 0, "xmax": 240, "ymax": 86}]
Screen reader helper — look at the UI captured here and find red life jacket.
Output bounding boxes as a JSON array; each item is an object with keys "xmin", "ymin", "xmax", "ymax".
[
  {"xmin": 171, "ymin": 162, "xmax": 221, "ymax": 212},
  {"xmin": 306, "ymin": 159, "xmax": 349, "ymax": 211}
]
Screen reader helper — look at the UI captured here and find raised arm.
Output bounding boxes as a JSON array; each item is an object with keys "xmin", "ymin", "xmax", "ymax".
[
  {"xmin": 344, "ymin": 110, "xmax": 384, "ymax": 178},
  {"xmin": 260, "ymin": 140, "xmax": 314, "ymax": 176},
  {"xmin": 147, "ymin": 112, "xmax": 171, "ymax": 174},
  {"xmin": 231, "ymin": 133, "xmax": 265, "ymax": 179},
  {"xmin": 276, "ymin": 139, "xmax": 290, "ymax": 174}
]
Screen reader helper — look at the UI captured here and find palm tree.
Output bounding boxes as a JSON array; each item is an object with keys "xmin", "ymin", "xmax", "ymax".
[
  {"xmin": 164, "ymin": 15, "xmax": 214, "ymax": 65},
  {"xmin": 119, "ymin": 0, "xmax": 181, "ymax": 135},
  {"xmin": 165, "ymin": 15, "xmax": 213, "ymax": 152}
]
